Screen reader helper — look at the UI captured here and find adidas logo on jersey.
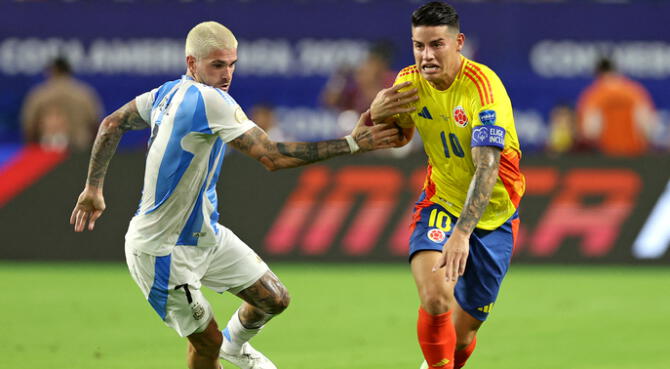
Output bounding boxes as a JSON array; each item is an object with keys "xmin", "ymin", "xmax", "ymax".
[{"xmin": 418, "ymin": 106, "xmax": 433, "ymax": 120}]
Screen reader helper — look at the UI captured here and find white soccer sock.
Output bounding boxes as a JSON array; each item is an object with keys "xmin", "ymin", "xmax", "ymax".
[{"xmin": 221, "ymin": 308, "xmax": 262, "ymax": 355}]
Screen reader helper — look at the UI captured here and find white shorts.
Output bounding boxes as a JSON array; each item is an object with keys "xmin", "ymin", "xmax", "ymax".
[{"xmin": 125, "ymin": 225, "xmax": 269, "ymax": 337}]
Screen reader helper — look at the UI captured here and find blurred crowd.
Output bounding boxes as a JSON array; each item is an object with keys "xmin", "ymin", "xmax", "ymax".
[
  {"xmin": 12, "ymin": 51, "xmax": 666, "ymax": 157},
  {"xmin": 546, "ymin": 57, "xmax": 660, "ymax": 157}
]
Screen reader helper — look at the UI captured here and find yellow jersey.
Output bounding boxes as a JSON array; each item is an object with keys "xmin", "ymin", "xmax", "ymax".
[{"xmin": 395, "ymin": 56, "xmax": 525, "ymax": 230}]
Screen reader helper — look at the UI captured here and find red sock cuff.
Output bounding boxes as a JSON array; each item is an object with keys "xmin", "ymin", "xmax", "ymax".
[
  {"xmin": 418, "ymin": 306, "xmax": 452, "ymax": 326},
  {"xmin": 454, "ymin": 336, "xmax": 477, "ymax": 369},
  {"xmin": 417, "ymin": 306, "xmax": 456, "ymax": 368}
]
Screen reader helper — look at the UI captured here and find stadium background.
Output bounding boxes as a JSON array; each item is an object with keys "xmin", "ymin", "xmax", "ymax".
[{"xmin": 1, "ymin": 1, "xmax": 669, "ymax": 369}]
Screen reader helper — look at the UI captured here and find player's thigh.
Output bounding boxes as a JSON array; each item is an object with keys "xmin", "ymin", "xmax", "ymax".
[
  {"xmin": 411, "ymin": 250, "xmax": 457, "ymax": 311},
  {"xmin": 125, "ymin": 247, "xmax": 214, "ymax": 337},
  {"xmin": 409, "ymin": 201, "xmax": 457, "ymax": 310},
  {"xmin": 200, "ymin": 225, "xmax": 269, "ymax": 295},
  {"xmin": 408, "ymin": 201, "xmax": 454, "ymax": 261},
  {"xmin": 453, "ymin": 218, "xmax": 514, "ymax": 322}
]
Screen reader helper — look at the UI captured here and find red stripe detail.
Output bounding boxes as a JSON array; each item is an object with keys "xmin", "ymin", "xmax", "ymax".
[
  {"xmin": 0, "ymin": 144, "xmax": 68, "ymax": 207},
  {"xmin": 498, "ymin": 149, "xmax": 525, "ymax": 208},
  {"xmin": 465, "ymin": 64, "xmax": 491, "ymax": 104},
  {"xmin": 466, "ymin": 63, "xmax": 494, "ymax": 104},
  {"xmin": 511, "ymin": 217, "xmax": 521, "ymax": 250},
  {"xmin": 463, "ymin": 70, "xmax": 487, "ymax": 106},
  {"xmin": 455, "ymin": 57, "xmax": 466, "ymax": 80},
  {"xmin": 409, "ymin": 165, "xmax": 436, "ymax": 234},
  {"xmin": 422, "ymin": 164, "xmax": 436, "ymax": 202},
  {"xmin": 399, "ymin": 66, "xmax": 419, "ymax": 77}
]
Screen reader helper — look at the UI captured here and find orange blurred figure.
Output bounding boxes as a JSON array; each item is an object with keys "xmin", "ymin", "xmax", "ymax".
[{"xmin": 576, "ymin": 57, "xmax": 658, "ymax": 156}]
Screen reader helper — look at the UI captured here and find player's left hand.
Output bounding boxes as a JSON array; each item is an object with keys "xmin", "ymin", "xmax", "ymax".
[
  {"xmin": 433, "ymin": 229, "xmax": 469, "ymax": 281},
  {"xmin": 70, "ymin": 187, "xmax": 106, "ymax": 232},
  {"xmin": 350, "ymin": 110, "xmax": 403, "ymax": 152},
  {"xmin": 370, "ymin": 81, "xmax": 418, "ymax": 124}
]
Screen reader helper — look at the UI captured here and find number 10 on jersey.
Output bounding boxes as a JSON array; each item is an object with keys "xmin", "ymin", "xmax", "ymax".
[{"xmin": 440, "ymin": 131, "xmax": 465, "ymax": 158}]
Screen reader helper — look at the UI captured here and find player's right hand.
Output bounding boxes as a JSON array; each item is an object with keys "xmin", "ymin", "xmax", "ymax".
[
  {"xmin": 433, "ymin": 229, "xmax": 470, "ymax": 282},
  {"xmin": 370, "ymin": 81, "xmax": 419, "ymax": 124},
  {"xmin": 70, "ymin": 187, "xmax": 106, "ymax": 232},
  {"xmin": 351, "ymin": 110, "xmax": 403, "ymax": 152}
]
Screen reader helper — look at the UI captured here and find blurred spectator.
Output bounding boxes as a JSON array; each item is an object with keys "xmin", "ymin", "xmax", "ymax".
[
  {"xmin": 546, "ymin": 104, "xmax": 577, "ymax": 155},
  {"xmin": 322, "ymin": 42, "xmax": 421, "ymax": 157},
  {"xmin": 321, "ymin": 41, "xmax": 396, "ymax": 114},
  {"xmin": 250, "ymin": 104, "xmax": 287, "ymax": 142},
  {"xmin": 576, "ymin": 57, "xmax": 658, "ymax": 156},
  {"xmin": 20, "ymin": 57, "xmax": 103, "ymax": 152}
]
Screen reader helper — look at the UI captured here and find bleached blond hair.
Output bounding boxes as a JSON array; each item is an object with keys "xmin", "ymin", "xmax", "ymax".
[{"xmin": 185, "ymin": 21, "xmax": 238, "ymax": 59}]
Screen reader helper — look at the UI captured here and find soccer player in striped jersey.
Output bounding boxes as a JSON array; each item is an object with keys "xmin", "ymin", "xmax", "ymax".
[
  {"xmin": 70, "ymin": 21, "xmax": 400, "ymax": 369},
  {"xmin": 370, "ymin": 2, "xmax": 525, "ymax": 368}
]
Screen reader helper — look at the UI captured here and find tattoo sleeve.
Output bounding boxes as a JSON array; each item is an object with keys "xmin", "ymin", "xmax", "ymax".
[
  {"xmin": 86, "ymin": 100, "xmax": 148, "ymax": 188},
  {"xmin": 230, "ymin": 127, "xmax": 351, "ymax": 171},
  {"xmin": 455, "ymin": 145, "xmax": 501, "ymax": 235}
]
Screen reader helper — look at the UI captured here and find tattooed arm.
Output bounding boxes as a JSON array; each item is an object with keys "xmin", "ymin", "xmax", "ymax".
[
  {"xmin": 86, "ymin": 100, "xmax": 148, "ymax": 187},
  {"xmin": 70, "ymin": 100, "xmax": 149, "ymax": 232},
  {"xmin": 230, "ymin": 111, "xmax": 401, "ymax": 171},
  {"xmin": 455, "ymin": 146, "xmax": 501, "ymax": 234},
  {"xmin": 433, "ymin": 145, "xmax": 501, "ymax": 281}
]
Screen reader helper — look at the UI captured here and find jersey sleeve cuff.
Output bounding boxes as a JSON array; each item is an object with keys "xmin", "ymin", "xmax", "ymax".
[{"xmin": 218, "ymin": 120, "xmax": 257, "ymax": 143}]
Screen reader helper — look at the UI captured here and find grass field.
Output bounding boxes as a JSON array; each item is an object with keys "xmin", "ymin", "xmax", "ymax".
[{"xmin": 1, "ymin": 262, "xmax": 669, "ymax": 369}]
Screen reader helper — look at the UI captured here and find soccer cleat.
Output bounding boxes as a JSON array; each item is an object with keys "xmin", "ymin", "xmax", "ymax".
[
  {"xmin": 420, "ymin": 359, "xmax": 453, "ymax": 368},
  {"xmin": 219, "ymin": 342, "xmax": 277, "ymax": 369}
]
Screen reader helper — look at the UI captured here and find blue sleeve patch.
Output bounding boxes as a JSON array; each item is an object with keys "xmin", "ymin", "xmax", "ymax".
[
  {"xmin": 478, "ymin": 109, "xmax": 496, "ymax": 125},
  {"xmin": 471, "ymin": 126, "xmax": 506, "ymax": 149}
]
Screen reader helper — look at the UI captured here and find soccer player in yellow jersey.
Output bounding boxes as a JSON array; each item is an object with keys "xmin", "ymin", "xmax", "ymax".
[{"xmin": 370, "ymin": 2, "xmax": 525, "ymax": 368}]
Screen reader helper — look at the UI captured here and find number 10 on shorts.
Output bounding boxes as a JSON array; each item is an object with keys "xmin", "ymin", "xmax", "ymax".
[{"xmin": 428, "ymin": 208, "xmax": 452, "ymax": 232}]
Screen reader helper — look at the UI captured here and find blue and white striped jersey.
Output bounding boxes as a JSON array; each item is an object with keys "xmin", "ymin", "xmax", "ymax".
[{"xmin": 125, "ymin": 75, "xmax": 256, "ymax": 255}]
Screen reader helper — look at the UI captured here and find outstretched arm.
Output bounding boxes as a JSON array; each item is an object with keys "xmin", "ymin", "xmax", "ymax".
[
  {"xmin": 229, "ymin": 111, "xmax": 401, "ymax": 171},
  {"xmin": 433, "ymin": 145, "xmax": 501, "ymax": 281},
  {"xmin": 70, "ymin": 100, "xmax": 149, "ymax": 232}
]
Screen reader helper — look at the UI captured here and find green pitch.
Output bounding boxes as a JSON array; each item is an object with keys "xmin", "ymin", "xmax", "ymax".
[{"xmin": 1, "ymin": 262, "xmax": 668, "ymax": 369}]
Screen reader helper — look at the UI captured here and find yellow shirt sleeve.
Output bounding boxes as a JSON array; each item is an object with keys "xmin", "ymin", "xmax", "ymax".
[{"xmin": 467, "ymin": 66, "xmax": 515, "ymax": 150}]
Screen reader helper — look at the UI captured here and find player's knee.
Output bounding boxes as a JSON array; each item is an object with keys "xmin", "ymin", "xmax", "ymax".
[
  {"xmin": 418, "ymin": 288, "xmax": 452, "ymax": 314},
  {"xmin": 456, "ymin": 336, "xmax": 473, "ymax": 351},
  {"xmin": 421, "ymin": 296, "xmax": 450, "ymax": 314},
  {"xmin": 266, "ymin": 288, "xmax": 290, "ymax": 315}
]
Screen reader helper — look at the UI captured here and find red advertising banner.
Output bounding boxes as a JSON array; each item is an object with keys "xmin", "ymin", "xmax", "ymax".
[
  {"xmin": 216, "ymin": 153, "xmax": 669, "ymax": 263},
  {"xmin": 1, "ymin": 152, "xmax": 668, "ymax": 263}
]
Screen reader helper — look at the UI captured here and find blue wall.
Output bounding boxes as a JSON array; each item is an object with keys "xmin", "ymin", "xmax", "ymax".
[{"xmin": 1, "ymin": 1, "xmax": 669, "ymax": 149}]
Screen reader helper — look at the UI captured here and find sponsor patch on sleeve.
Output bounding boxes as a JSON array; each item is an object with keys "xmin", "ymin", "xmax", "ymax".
[
  {"xmin": 234, "ymin": 106, "xmax": 249, "ymax": 123},
  {"xmin": 478, "ymin": 109, "xmax": 497, "ymax": 125},
  {"xmin": 471, "ymin": 126, "xmax": 506, "ymax": 149}
]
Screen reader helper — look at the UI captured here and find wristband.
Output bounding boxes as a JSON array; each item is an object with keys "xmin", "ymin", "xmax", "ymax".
[{"xmin": 344, "ymin": 135, "xmax": 360, "ymax": 154}]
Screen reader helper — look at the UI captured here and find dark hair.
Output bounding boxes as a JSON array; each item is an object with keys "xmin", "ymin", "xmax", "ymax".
[
  {"xmin": 49, "ymin": 57, "xmax": 71, "ymax": 75},
  {"xmin": 595, "ymin": 57, "xmax": 615, "ymax": 75},
  {"xmin": 369, "ymin": 40, "xmax": 394, "ymax": 65},
  {"xmin": 411, "ymin": 1, "xmax": 460, "ymax": 31}
]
